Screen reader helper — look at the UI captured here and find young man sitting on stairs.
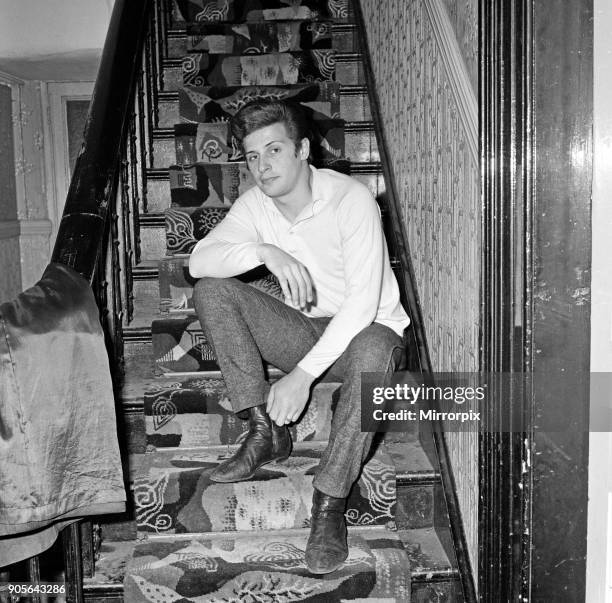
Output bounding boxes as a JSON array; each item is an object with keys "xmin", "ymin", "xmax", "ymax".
[{"xmin": 189, "ymin": 99, "xmax": 410, "ymax": 575}]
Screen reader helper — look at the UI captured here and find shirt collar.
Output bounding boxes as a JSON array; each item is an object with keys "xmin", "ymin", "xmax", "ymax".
[
  {"xmin": 309, "ymin": 165, "xmax": 328, "ymax": 210},
  {"xmin": 259, "ymin": 164, "xmax": 328, "ymax": 222}
]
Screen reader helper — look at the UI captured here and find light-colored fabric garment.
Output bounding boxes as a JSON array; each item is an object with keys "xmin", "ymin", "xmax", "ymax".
[
  {"xmin": 0, "ymin": 262, "xmax": 126, "ymax": 565},
  {"xmin": 189, "ymin": 165, "xmax": 410, "ymax": 377}
]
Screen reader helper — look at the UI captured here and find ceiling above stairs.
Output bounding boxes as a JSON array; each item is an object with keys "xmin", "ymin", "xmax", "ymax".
[{"xmin": 0, "ymin": 0, "xmax": 114, "ymax": 80}]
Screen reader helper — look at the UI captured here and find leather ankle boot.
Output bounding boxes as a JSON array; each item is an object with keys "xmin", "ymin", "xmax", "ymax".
[
  {"xmin": 305, "ymin": 488, "xmax": 348, "ymax": 574},
  {"xmin": 210, "ymin": 404, "xmax": 291, "ymax": 483}
]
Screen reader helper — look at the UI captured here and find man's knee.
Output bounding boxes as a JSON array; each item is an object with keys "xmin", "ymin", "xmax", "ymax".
[
  {"xmin": 344, "ymin": 324, "xmax": 404, "ymax": 373},
  {"xmin": 193, "ymin": 277, "xmax": 239, "ymax": 311}
]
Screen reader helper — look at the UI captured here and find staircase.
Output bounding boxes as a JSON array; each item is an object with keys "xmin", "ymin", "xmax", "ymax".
[{"xmin": 81, "ymin": 0, "xmax": 463, "ymax": 600}]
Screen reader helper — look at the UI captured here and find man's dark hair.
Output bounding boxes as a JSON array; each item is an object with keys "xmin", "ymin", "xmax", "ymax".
[{"xmin": 230, "ymin": 100, "xmax": 312, "ymax": 157}]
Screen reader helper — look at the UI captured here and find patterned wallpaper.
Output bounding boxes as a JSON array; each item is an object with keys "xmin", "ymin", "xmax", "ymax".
[
  {"xmin": 442, "ymin": 0, "xmax": 478, "ymax": 91},
  {"xmin": 0, "ymin": 239, "xmax": 22, "ymax": 303},
  {"xmin": 0, "ymin": 84, "xmax": 17, "ymax": 220},
  {"xmin": 0, "ymin": 79, "xmax": 52, "ymax": 291},
  {"xmin": 15, "ymin": 82, "xmax": 47, "ymax": 221},
  {"xmin": 358, "ymin": 0, "xmax": 480, "ymax": 577}
]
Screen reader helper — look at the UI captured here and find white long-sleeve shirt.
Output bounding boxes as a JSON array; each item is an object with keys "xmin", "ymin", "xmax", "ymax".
[{"xmin": 189, "ymin": 165, "xmax": 410, "ymax": 377}]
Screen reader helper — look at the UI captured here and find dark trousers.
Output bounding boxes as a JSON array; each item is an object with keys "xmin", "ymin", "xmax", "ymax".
[{"xmin": 193, "ymin": 277, "xmax": 404, "ymax": 498}]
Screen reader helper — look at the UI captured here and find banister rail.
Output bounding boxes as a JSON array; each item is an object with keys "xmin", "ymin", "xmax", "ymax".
[
  {"xmin": 44, "ymin": 0, "xmax": 158, "ymax": 599},
  {"xmin": 51, "ymin": 0, "xmax": 153, "ymax": 281}
]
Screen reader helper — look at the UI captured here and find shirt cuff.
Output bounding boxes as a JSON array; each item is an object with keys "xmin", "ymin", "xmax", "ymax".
[{"xmin": 297, "ymin": 356, "xmax": 328, "ymax": 380}]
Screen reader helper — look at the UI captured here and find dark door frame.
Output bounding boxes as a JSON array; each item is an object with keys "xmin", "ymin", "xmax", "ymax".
[{"xmin": 480, "ymin": 0, "xmax": 593, "ymax": 600}]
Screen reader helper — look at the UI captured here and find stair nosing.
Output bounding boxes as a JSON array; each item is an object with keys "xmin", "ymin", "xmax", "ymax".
[
  {"xmin": 168, "ymin": 23, "xmax": 358, "ymax": 37},
  {"xmin": 83, "ymin": 569, "xmax": 461, "ymax": 598},
  {"xmin": 411, "ymin": 567, "xmax": 461, "ymax": 582},
  {"xmin": 396, "ymin": 470, "xmax": 441, "ymax": 485},
  {"xmin": 139, "ymin": 197, "xmax": 386, "ymax": 228},
  {"xmin": 158, "ymin": 84, "xmax": 367, "ymax": 103},
  {"xmin": 133, "ymin": 265, "xmax": 159, "ymax": 280},
  {"xmin": 145, "ymin": 161, "xmax": 381, "ymax": 183},
  {"xmin": 153, "ymin": 121, "xmax": 374, "ymax": 139},
  {"xmin": 163, "ymin": 52, "xmax": 362, "ymax": 69}
]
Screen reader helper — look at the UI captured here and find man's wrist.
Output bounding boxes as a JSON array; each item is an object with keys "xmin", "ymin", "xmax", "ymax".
[{"xmin": 292, "ymin": 365, "xmax": 316, "ymax": 386}]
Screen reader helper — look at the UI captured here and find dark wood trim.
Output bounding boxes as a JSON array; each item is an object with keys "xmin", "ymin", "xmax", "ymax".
[
  {"xmin": 62, "ymin": 523, "xmax": 84, "ymax": 603},
  {"xmin": 27, "ymin": 557, "xmax": 42, "ymax": 603},
  {"xmin": 479, "ymin": 1, "xmax": 533, "ymax": 598},
  {"xmin": 51, "ymin": 0, "xmax": 153, "ymax": 281},
  {"xmin": 79, "ymin": 522, "xmax": 94, "ymax": 579},
  {"xmin": 351, "ymin": 1, "xmax": 477, "ymax": 601},
  {"xmin": 480, "ymin": 0, "xmax": 592, "ymax": 599}
]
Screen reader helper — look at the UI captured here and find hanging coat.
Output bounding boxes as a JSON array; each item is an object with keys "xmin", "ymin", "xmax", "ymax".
[{"xmin": 0, "ymin": 262, "xmax": 126, "ymax": 565}]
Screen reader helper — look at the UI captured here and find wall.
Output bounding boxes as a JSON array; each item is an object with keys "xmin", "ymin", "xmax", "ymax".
[
  {"xmin": 359, "ymin": 0, "xmax": 480, "ymax": 577},
  {"xmin": 441, "ymin": 0, "xmax": 478, "ymax": 92},
  {"xmin": 0, "ymin": 83, "xmax": 21, "ymax": 301},
  {"xmin": 0, "ymin": 1, "xmax": 108, "ymax": 298},
  {"xmin": 0, "ymin": 76, "xmax": 57, "ymax": 298},
  {"xmin": 0, "ymin": 0, "xmax": 113, "ymax": 80},
  {"xmin": 587, "ymin": 0, "xmax": 612, "ymax": 599}
]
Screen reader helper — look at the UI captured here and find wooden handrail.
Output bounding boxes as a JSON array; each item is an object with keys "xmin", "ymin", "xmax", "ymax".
[{"xmin": 51, "ymin": 0, "xmax": 153, "ymax": 281}]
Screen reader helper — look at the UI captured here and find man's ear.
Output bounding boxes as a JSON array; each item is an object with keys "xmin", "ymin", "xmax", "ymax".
[{"xmin": 299, "ymin": 137, "xmax": 310, "ymax": 160}]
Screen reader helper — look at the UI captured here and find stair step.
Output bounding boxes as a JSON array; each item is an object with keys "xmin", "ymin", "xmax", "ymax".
[
  {"xmin": 157, "ymin": 84, "xmax": 371, "ymax": 126},
  {"xmin": 163, "ymin": 52, "xmax": 362, "ymax": 67},
  {"xmin": 172, "ymin": 0, "xmax": 352, "ymax": 24},
  {"xmin": 151, "ymin": 126, "xmax": 378, "ymax": 168},
  {"xmin": 181, "ymin": 50, "xmax": 340, "ymax": 87},
  {"xmin": 101, "ymin": 430, "xmax": 440, "ymax": 536},
  {"xmin": 131, "ymin": 252, "xmax": 392, "ymax": 328},
  {"xmin": 162, "ymin": 53, "xmax": 365, "ymax": 91},
  {"xmin": 158, "ymin": 257, "xmax": 281, "ymax": 315},
  {"xmin": 185, "ymin": 21, "xmax": 350, "ymax": 54},
  {"xmin": 164, "ymin": 81, "xmax": 351, "ymax": 126},
  {"xmin": 165, "ymin": 22, "xmax": 361, "ymax": 58},
  {"xmin": 84, "ymin": 527, "xmax": 461, "ymax": 601},
  {"xmin": 133, "ymin": 440, "xmax": 397, "ymax": 534},
  {"xmin": 142, "ymin": 373, "xmax": 338, "ymax": 449},
  {"xmin": 144, "ymin": 163, "xmax": 385, "ymax": 213},
  {"xmin": 153, "ymin": 121, "xmax": 374, "ymax": 137},
  {"xmin": 128, "ymin": 529, "xmax": 409, "ymax": 600},
  {"xmin": 157, "ymin": 83, "xmax": 367, "ymax": 101},
  {"xmin": 148, "ymin": 314, "xmax": 217, "ymax": 373}
]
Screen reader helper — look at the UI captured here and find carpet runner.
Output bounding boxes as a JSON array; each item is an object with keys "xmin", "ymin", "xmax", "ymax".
[
  {"xmin": 174, "ymin": 117, "xmax": 345, "ymax": 165},
  {"xmin": 185, "ymin": 21, "xmax": 335, "ymax": 53},
  {"xmin": 175, "ymin": 0, "xmax": 350, "ymax": 23},
  {"xmin": 144, "ymin": 377, "xmax": 338, "ymax": 448},
  {"xmin": 124, "ymin": 530, "xmax": 410, "ymax": 602},
  {"xmin": 158, "ymin": 256, "xmax": 282, "ymax": 313},
  {"xmin": 177, "ymin": 83, "xmax": 341, "ymax": 124},
  {"xmin": 119, "ymin": 0, "xmax": 413, "ymax": 598},
  {"xmin": 169, "ymin": 162, "xmax": 254, "ymax": 208},
  {"xmin": 133, "ymin": 442, "xmax": 397, "ymax": 534},
  {"xmin": 182, "ymin": 50, "xmax": 337, "ymax": 87}
]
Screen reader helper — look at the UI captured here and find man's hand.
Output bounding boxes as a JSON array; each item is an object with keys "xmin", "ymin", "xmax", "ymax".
[
  {"xmin": 267, "ymin": 366, "xmax": 315, "ymax": 426},
  {"xmin": 257, "ymin": 244, "xmax": 314, "ymax": 310}
]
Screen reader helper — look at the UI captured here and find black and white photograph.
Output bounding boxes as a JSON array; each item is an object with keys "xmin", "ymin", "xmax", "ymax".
[{"xmin": 0, "ymin": 0, "xmax": 608, "ymax": 601}]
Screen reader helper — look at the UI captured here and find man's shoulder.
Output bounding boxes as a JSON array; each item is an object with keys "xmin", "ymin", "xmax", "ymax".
[
  {"xmin": 231, "ymin": 184, "xmax": 265, "ymax": 214},
  {"xmin": 314, "ymin": 167, "xmax": 373, "ymax": 204}
]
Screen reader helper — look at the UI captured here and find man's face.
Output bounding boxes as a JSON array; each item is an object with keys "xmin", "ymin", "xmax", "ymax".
[{"xmin": 243, "ymin": 122, "xmax": 309, "ymax": 200}]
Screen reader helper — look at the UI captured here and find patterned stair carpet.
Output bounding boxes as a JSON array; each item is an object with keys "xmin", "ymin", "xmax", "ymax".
[
  {"xmin": 134, "ymin": 441, "xmax": 397, "ymax": 534},
  {"xmin": 122, "ymin": 0, "xmax": 412, "ymax": 598},
  {"xmin": 144, "ymin": 377, "xmax": 338, "ymax": 448},
  {"xmin": 124, "ymin": 529, "xmax": 410, "ymax": 602},
  {"xmin": 175, "ymin": 0, "xmax": 350, "ymax": 24}
]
